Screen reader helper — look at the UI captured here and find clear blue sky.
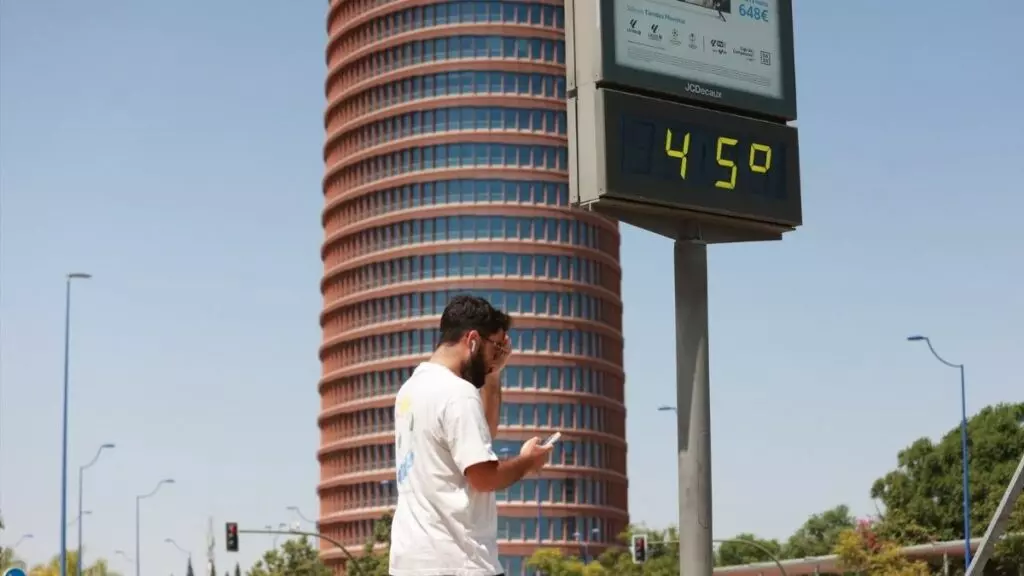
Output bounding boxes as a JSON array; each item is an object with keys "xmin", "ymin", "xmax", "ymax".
[{"xmin": 1, "ymin": 0, "xmax": 1021, "ymax": 572}]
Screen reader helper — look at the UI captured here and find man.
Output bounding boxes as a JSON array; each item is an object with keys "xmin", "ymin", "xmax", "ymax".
[{"xmin": 389, "ymin": 295, "xmax": 552, "ymax": 576}]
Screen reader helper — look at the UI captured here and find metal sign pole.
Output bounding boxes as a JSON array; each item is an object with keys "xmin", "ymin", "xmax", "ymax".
[
  {"xmin": 964, "ymin": 449, "xmax": 1024, "ymax": 576},
  {"xmin": 675, "ymin": 239, "xmax": 714, "ymax": 576}
]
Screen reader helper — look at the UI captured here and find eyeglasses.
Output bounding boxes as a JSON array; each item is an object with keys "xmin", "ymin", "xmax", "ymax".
[{"xmin": 484, "ymin": 336, "xmax": 510, "ymax": 356}]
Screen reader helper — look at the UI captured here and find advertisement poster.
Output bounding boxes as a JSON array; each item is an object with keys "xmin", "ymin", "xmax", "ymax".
[{"xmin": 613, "ymin": 0, "xmax": 783, "ymax": 100}]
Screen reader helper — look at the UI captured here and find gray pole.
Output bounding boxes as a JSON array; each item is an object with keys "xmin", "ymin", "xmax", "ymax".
[
  {"xmin": 675, "ymin": 240, "xmax": 714, "ymax": 576},
  {"xmin": 78, "ymin": 467, "xmax": 85, "ymax": 575},
  {"xmin": 136, "ymin": 496, "xmax": 141, "ymax": 576},
  {"xmin": 958, "ymin": 363, "xmax": 972, "ymax": 566},
  {"xmin": 907, "ymin": 335, "xmax": 971, "ymax": 566},
  {"xmin": 136, "ymin": 479, "xmax": 175, "ymax": 576},
  {"xmin": 60, "ymin": 272, "xmax": 91, "ymax": 576},
  {"xmin": 78, "ymin": 443, "xmax": 114, "ymax": 576}
]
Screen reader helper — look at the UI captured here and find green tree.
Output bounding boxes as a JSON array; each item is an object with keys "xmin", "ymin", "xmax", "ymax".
[
  {"xmin": 0, "ymin": 548, "xmax": 23, "ymax": 573},
  {"xmin": 592, "ymin": 525, "xmax": 679, "ymax": 576},
  {"xmin": 526, "ymin": 548, "xmax": 601, "ymax": 576},
  {"xmin": 716, "ymin": 533, "xmax": 784, "ymax": 566},
  {"xmin": 783, "ymin": 504, "xmax": 856, "ymax": 558},
  {"xmin": 0, "ymin": 514, "xmax": 18, "ymax": 572},
  {"xmin": 246, "ymin": 536, "xmax": 330, "ymax": 576},
  {"xmin": 871, "ymin": 402, "xmax": 1024, "ymax": 569},
  {"xmin": 350, "ymin": 513, "xmax": 393, "ymax": 576}
]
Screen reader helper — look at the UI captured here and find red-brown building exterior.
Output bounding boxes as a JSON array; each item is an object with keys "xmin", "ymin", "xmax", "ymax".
[{"xmin": 319, "ymin": 2, "xmax": 628, "ymax": 574}]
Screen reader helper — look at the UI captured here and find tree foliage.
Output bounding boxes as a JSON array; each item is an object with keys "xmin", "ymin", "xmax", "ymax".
[
  {"xmin": 25, "ymin": 551, "xmax": 119, "ymax": 576},
  {"xmin": 0, "ymin": 514, "xmax": 21, "ymax": 572},
  {"xmin": 782, "ymin": 504, "xmax": 856, "ymax": 558},
  {"xmin": 834, "ymin": 520, "xmax": 930, "ymax": 576},
  {"xmin": 871, "ymin": 402, "xmax": 1024, "ymax": 569},
  {"xmin": 522, "ymin": 526, "xmax": 680, "ymax": 576},
  {"xmin": 246, "ymin": 536, "xmax": 330, "ymax": 576},
  {"xmin": 349, "ymin": 513, "xmax": 393, "ymax": 576},
  {"xmin": 716, "ymin": 533, "xmax": 784, "ymax": 566}
]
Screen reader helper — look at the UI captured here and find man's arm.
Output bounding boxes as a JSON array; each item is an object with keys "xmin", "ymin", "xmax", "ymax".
[
  {"xmin": 445, "ymin": 390, "xmax": 536, "ymax": 493},
  {"xmin": 480, "ymin": 371, "xmax": 502, "ymax": 440}
]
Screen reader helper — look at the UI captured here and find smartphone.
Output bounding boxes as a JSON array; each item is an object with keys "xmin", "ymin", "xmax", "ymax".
[{"xmin": 541, "ymin": 432, "xmax": 562, "ymax": 448}]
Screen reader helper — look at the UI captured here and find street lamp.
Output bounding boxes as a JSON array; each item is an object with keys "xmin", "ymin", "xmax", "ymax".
[
  {"xmin": 657, "ymin": 405, "xmax": 677, "ymax": 412},
  {"xmin": 573, "ymin": 528, "xmax": 601, "ymax": 564},
  {"xmin": 165, "ymin": 538, "xmax": 190, "ymax": 559},
  {"xmin": 907, "ymin": 334, "xmax": 971, "ymax": 566},
  {"xmin": 13, "ymin": 534, "xmax": 33, "ymax": 549},
  {"xmin": 272, "ymin": 523, "xmax": 289, "ymax": 548},
  {"xmin": 69, "ymin": 510, "xmax": 93, "ymax": 527},
  {"xmin": 286, "ymin": 506, "xmax": 316, "ymax": 525},
  {"xmin": 60, "ymin": 271, "xmax": 92, "ymax": 576},
  {"xmin": 136, "ymin": 478, "xmax": 175, "ymax": 576},
  {"xmin": 79, "ymin": 443, "xmax": 115, "ymax": 576},
  {"xmin": 115, "ymin": 550, "xmax": 134, "ymax": 563}
]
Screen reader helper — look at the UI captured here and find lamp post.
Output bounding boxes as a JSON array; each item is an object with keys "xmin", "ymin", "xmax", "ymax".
[
  {"xmin": 136, "ymin": 479, "xmax": 175, "ymax": 576},
  {"xmin": 907, "ymin": 334, "xmax": 971, "ymax": 566},
  {"xmin": 13, "ymin": 534, "xmax": 33, "ymax": 549},
  {"xmin": 60, "ymin": 272, "xmax": 92, "ymax": 576},
  {"xmin": 573, "ymin": 528, "xmax": 601, "ymax": 564},
  {"xmin": 69, "ymin": 510, "xmax": 92, "ymax": 527},
  {"xmin": 79, "ymin": 443, "xmax": 114, "ymax": 576},
  {"xmin": 115, "ymin": 550, "xmax": 134, "ymax": 563},
  {"xmin": 164, "ymin": 538, "xmax": 190, "ymax": 560},
  {"xmin": 286, "ymin": 506, "xmax": 316, "ymax": 526},
  {"xmin": 272, "ymin": 523, "xmax": 288, "ymax": 548}
]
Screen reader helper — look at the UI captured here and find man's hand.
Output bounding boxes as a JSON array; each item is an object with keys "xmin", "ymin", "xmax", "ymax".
[
  {"xmin": 487, "ymin": 334, "xmax": 512, "ymax": 375},
  {"xmin": 482, "ymin": 334, "xmax": 510, "ymax": 439},
  {"xmin": 519, "ymin": 436, "xmax": 553, "ymax": 472}
]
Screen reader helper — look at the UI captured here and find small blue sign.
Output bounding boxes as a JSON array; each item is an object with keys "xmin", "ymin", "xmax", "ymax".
[{"xmin": 4, "ymin": 567, "xmax": 28, "ymax": 576}]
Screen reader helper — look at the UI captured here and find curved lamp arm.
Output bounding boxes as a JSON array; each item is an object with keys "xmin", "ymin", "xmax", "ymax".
[
  {"xmin": 138, "ymin": 478, "xmax": 175, "ymax": 500},
  {"xmin": 907, "ymin": 335, "xmax": 962, "ymax": 368}
]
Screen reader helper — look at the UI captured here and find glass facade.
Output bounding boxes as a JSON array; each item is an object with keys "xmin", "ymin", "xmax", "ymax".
[{"xmin": 319, "ymin": 2, "xmax": 627, "ymax": 574}]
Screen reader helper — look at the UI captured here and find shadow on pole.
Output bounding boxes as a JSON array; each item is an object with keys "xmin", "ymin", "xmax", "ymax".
[{"xmin": 238, "ymin": 528, "xmax": 368, "ymax": 576}]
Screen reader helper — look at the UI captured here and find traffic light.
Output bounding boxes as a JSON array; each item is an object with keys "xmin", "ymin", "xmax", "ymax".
[
  {"xmin": 226, "ymin": 522, "xmax": 239, "ymax": 552},
  {"xmin": 631, "ymin": 533, "xmax": 647, "ymax": 564}
]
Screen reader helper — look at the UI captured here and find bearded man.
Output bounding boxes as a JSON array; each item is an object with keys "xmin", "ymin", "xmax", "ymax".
[{"xmin": 388, "ymin": 295, "xmax": 552, "ymax": 576}]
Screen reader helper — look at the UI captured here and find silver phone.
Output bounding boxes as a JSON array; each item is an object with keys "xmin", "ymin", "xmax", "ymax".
[{"xmin": 541, "ymin": 432, "xmax": 562, "ymax": 448}]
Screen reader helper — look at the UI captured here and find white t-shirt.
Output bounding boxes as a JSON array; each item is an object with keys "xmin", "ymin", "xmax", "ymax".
[{"xmin": 389, "ymin": 362, "xmax": 502, "ymax": 576}]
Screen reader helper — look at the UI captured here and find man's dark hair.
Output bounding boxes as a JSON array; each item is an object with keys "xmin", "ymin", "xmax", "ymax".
[{"xmin": 438, "ymin": 295, "xmax": 511, "ymax": 345}]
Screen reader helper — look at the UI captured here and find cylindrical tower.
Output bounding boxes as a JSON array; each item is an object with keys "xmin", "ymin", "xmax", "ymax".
[{"xmin": 319, "ymin": 2, "xmax": 627, "ymax": 575}]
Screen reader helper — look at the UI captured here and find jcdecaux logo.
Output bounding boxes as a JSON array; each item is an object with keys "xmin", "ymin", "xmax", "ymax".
[
  {"xmin": 685, "ymin": 83, "xmax": 722, "ymax": 99},
  {"xmin": 739, "ymin": 3, "xmax": 770, "ymax": 22}
]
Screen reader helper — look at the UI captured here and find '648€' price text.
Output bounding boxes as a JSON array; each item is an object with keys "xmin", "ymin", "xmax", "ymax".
[{"xmin": 739, "ymin": 3, "xmax": 770, "ymax": 22}]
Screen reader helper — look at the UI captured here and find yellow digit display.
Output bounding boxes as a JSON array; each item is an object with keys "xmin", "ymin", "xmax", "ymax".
[
  {"xmin": 663, "ymin": 129, "xmax": 691, "ymax": 178},
  {"xmin": 749, "ymin": 143, "xmax": 772, "ymax": 174},
  {"xmin": 715, "ymin": 137, "xmax": 738, "ymax": 190}
]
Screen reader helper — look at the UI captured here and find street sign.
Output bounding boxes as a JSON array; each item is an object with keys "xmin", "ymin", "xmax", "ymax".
[
  {"xmin": 567, "ymin": 0, "xmax": 797, "ymax": 121},
  {"xmin": 4, "ymin": 567, "xmax": 27, "ymax": 576},
  {"xmin": 570, "ymin": 86, "xmax": 801, "ymax": 241}
]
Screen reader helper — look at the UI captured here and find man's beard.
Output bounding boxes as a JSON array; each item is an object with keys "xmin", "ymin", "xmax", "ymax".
[{"xmin": 461, "ymin": 346, "xmax": 489, "ymax": 389}]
